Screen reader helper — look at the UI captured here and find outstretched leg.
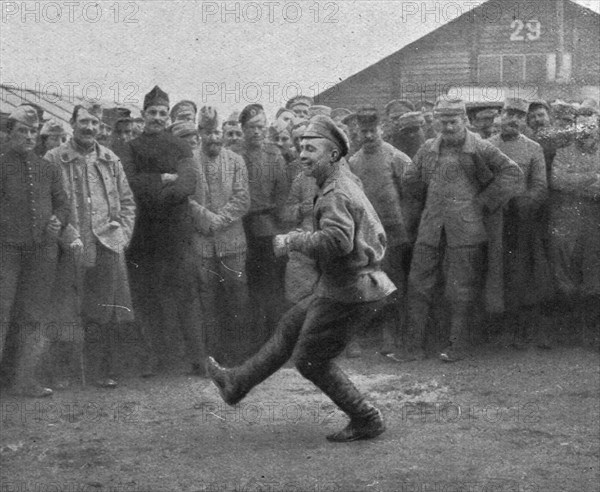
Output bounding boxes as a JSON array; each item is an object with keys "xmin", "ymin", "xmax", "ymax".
[{"xmin": 207, "ymin": 295, "xmax": 312, "ymax": 405}]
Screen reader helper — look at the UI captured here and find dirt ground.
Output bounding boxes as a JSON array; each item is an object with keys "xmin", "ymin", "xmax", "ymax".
[{"xmin": 1, "ymin": 325, "xmax": 599, "ymax": 492}]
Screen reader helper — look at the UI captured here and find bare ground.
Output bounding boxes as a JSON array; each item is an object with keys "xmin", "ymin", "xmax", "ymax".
[{"xmin": 1, "ymin": 334, "xmax": 599, "ymax": 492}]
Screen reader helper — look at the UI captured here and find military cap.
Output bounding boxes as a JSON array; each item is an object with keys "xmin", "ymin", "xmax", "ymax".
[
  {"xmin": 503, "ymin": 98, "xmax": 530, "ymax": 114},
  {"xmin": 198, "ymin": 106, "xmax": 221, "ymax": 130},
  {"xmin": 143, "ymin": 85, "xmax": 169, "ymax": 110},
  {"xmin": 301, "ymin": 115, "xmax": 349, "ymax": 157},
  {"xmin": 551, "ymin": 100, "xmax": 577, "ymax": 122},
  {"xmin": 397, "ymin": 112, "xmax": 425, "ymax": 130},
  {"xmin": 102, "ymin": 107, "xmax": 132, "ymax": 128},
  {"xmin": 170, "ymin": 121, "xmax": 197, "ymax": 138},
  {"xmin": 474, "ymin": 108, "xmax": 499, "ymax": 120},
  {"xmin": 308, "ymin": 105, "xmax": 332, "ymax": 118},
  {"xmin": 224, "ymin": 111, "xmax": 241, "ymax": 125},
  {"xmin": 528, "ymin": 99, "xmax": 550, "ymax": 113},
  {"xmin": 331, "ymin": 108, "xmax": 352, "ymax": 122},
  {"xmin": 355, "ymin": 105, "xmax": 380, "ymax": 125},
  {"xmin": 434, "ymin": 98, "xmax": 466, "ymax": 116},
  {"xmin": 385, "ymin": 99, "xmax": 415, "ymax": 118},
  {"xmin": 72, "ymin": 101, "xmax": 103, "ymax": 121},
  {"xmin": 9, "ymin": 105, "xmax": 39, "ymax": 128},
  {"xmin": 286, "ymin": 95, "xmax": 313, "ymax": 110},
  {"xmin": 19, "ymin": 102, "xmax": 44, "ymax": 122},
  {"xmin": 40, "ymin": 118, "xmax": 67, "ymax": 136},
  {"xmin": 170, "ymin": 100, "xmax": 197, "ymax": 121},
  {"xmin": 239, "ymin": 104, "xmax": 265, "ymax": 126}
]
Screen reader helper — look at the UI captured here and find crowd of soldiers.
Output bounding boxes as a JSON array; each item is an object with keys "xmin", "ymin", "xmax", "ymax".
[{"xmin": 1, "ymin": 86, "xmax": 599, "ymax": 403}]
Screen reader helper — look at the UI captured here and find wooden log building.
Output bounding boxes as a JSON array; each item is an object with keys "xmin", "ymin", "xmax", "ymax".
[{"xmin": 316, "ymin": 0, "xmax": 600, "ymax": 111}]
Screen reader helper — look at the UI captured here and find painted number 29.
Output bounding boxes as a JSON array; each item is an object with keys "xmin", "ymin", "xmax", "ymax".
[{"xmin": 510, "ymin": 19, "xmax": 541, "ymax": 41}]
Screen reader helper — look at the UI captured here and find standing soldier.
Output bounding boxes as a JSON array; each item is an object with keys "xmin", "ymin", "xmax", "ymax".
[
  {"xmin": 1, "ymin": 106, "xmax": 69, "ymax": 397},
  {"xmin": 208, "ymin": 116, "xmax": 396, "ymax": 442},
  {"xmin": 121, "ymin": 86, "xmax": 196, "ymax": 375},
  {"xmin": 45, "ymin": 102, "xmax": 136, "ymax": 388},
  {"xmin": 488, "ymin": 98, "xmax": 552, "ymax": 347},
  {"xmin": 402, "ymin": 99, "xmax": 522, "ymax": 362},
  {"xmin": 184, "ymin": 107, "xmax": 251, "ymax": 366},
  {"xmin": 236, "ymin": 104, "xmax": 290, "ymax": 350},
  {"xmin": 548, "ymin": 115, "xmax": 600, "ymax": 348},
  {"xmin": 349, "ymin": 106, "xmax": 412, "ymax": 360}
]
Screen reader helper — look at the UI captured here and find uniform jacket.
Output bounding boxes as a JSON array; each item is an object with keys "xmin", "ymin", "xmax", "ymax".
[
  {"xmin": 404, "ymin": 130, "xmax": 522, "ymax": 312},
  {"xmin": 45, "ymin": 139, "xmax": 136, "ymax": 324},
  {"xmin": 235, "ymin": 141, "xmax": 289, "ymax": 237},
  {"xmin": 1, "ymin": 148, "xmax": 69, "ymax": 245},
  {"xmin": 404, "ymin": 130, "xmax": 522, "ymax": 247},
  {"xmin": 120, "ymin": 131, "xmax": 196, "ymax": 259},
  {"xmin": 286, "ymin": 166, "xmax": 396, "ymax": 303},
  {"xmin": 45, "ymin": 140, "xmax": 136, "ymax": 254},
  {"xmin": 349, "ymin": 141, "xmax": 411, "ymax": 246},
  {"xmin": 187, "ymin": 147, "xmax": 250, "ymax": 258}
]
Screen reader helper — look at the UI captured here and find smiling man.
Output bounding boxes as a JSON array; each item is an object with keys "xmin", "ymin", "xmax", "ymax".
[
  {"xmin": 121, "ymin": 86, "xmax": 196, "ymax": 376},
  {"xmin": 208, "ymin": 115, "xmax": 395, "ymax": 442},
  {"xmin": 45, "ymin": 102, "xmax": 136, "ymax": 388}
]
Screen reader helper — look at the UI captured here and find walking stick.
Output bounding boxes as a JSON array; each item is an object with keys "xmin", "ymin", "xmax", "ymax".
[{"xmin": 72, "ymin": 251, "xmax": 86, "ymax": 387}]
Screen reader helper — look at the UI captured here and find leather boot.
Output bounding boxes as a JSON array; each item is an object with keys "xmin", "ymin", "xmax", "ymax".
[
  {"xmin": 296, "ymin": 361, "xmax": 384, "ymax": 442},
  {"xmin": 207, "ymin": 315, "xmax": 301, "ymax": 406},
  {"xmin": 440, "ymin": 303, "xmax": 471, "ymax": 362}
]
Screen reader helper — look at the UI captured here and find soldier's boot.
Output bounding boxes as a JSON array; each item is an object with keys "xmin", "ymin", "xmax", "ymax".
[
  {"xmin": 391, "ymin": 298, "xmax": 427, "ymax": 363},
  {"xmin": 440, "ymin": 303, "xmax": 471, "ymax": 363},
  {"xmin": 94, "ymin": 323, "xmax": 117, "ymax": 389},
  {"xmin": 207, "ymin": 316, "xmax": 300, "ymax": 406},
  {"xmin": 13, "ymin": 328, "xmax": 52, "ymax": 397},
  {"xmin": 296, "ymin": 360, "xmax": 385, "ymax": 442}
]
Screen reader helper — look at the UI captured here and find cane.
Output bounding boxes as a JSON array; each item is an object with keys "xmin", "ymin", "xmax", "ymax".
[{"xmin": 71, "ymin": 248, "xmax": 86, "ymax": 387}]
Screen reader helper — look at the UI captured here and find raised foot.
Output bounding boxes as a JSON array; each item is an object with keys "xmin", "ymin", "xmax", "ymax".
[{"xmin": 206, "ymin": 356, "xmax": 244, "ymax": 406}]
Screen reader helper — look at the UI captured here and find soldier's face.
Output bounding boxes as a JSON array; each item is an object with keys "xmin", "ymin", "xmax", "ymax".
[
  {"xmin": 274, "ymin": 131, "xmax": 292, "ymax": 150},
  {"xmin": 501, "ymin": 109, "xmax": 526, "ymax": 136},
  {"xmin": 223, "ymin": 124, "xmax": 243, "ymax": 147},
  {"xmin": 528, "ymin": 108, "xmax": 550, "ymax": 131},
  {"xmin": 10, "ymin": 122, "xmax": 38, "ymax": 153},
  {"xmin": 358, "ymin": 123, "xmax": 381, "ymax": 152},
  {"xmin": 277, "ymin": 111, "xmax": 295, "ymax": 128},
  {"xmin": 292, "ymin": 105, "xmax": 310, "ymax": 121},
  {"xmin": 243, "ymin": 113, "xmax": 267, "ymax": 147},
  {"xmin": 201, "ymin": 127, "xmax": 223, "ymax": 156},
  {"xmin": 437, "ymin": 115, "xmax": 467, "ymax": 144},
  {"xmin": 115, "ymin": 122, "xmax": 134, "ymax": 142},
  {"xmin": 71, "ymin": 108, "xmax": 100, "ymax": 146},
  {"xmin": 300, "ymin": 138, "xmax": 338, "ymax": 179},
  {"xmin": 143, "ymin": 105, "xmax": 169, "ymax": 134}
]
